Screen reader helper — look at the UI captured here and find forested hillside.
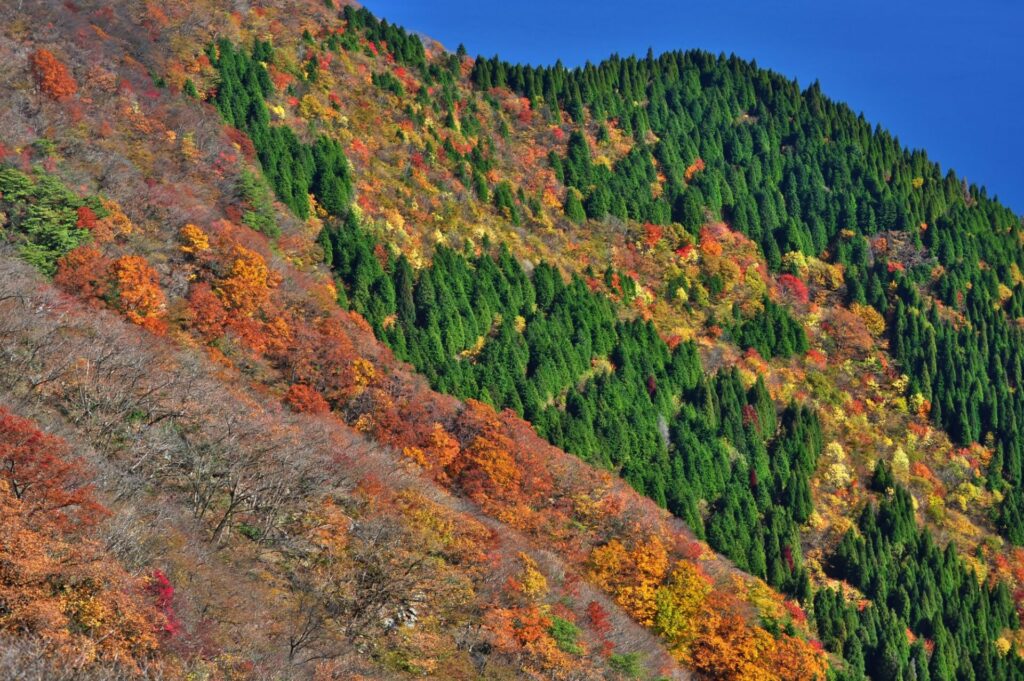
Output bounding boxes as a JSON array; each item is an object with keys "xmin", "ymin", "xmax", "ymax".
[{"xmin": 0, "ymin": 1, "xmax": 1023, "ymax": 680}]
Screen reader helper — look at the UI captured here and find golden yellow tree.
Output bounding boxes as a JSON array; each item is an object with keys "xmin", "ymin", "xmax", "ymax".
[
  {"xmin": 109, "ymin": 255, "xmax": 167, "ymax": 333},
  {"xmin": 588, "ymin": 535, "xmax": 668, "ymax": 626}
]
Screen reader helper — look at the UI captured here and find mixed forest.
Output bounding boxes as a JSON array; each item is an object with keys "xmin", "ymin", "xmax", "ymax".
[{"xmin": 0, "ymin": 1, "xmax": 1023, "ymax": 680}]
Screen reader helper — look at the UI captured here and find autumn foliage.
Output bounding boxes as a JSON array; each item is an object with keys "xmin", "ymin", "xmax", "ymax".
[
  {"xmin": 54, "ymin": 244, "xmax": 112, "ymax": 304},
  {"xmin": 186, "ymin": 282, "xmax": 229, "ymax": 340},
  {"xmin": 147, "ymin": 570, "xmax": 182, "ymax": 637},
  {"xmin": 0, "ymin": 6, "xmax": 874, "ymax": 679},
  {"xmin": 0, "ymin": 407, "xmax": 104, "ymax": 529},
  {"xmin": 29, "ymin": 49, "xmax": 78, "ymax": 100},
  {"xmin": 284, "ymin": 383, "xmax": 331, "ymax": 414},
  {"xmin": 216, "ymin": 244, "xmax": 277, "ymax": 317},
  {"xmin": 684, "ymin": 157, "xmax": 706, "ymax": 182},
  {"xmin": 778, "ymin": 273, "xmax": 810, "ymax": 305},
  {"xmin": 588, "ymin": 535, "xmax": 669, "ymax": 626},
  {"xmin": 179, "ymin": 223, "xmax": 211, "ymax": 254},
  {"xmin": 54, "ymin": 247, "xmax": 167, "ymax": 333},
  {"xmin": 0, "ymin": 407, "xmax": 163, "ymax": 668},
  {"xmin": 76, "ymin": 206, "xmax": 98, "ymax": 230},
  {"xmin": 448, "ymin": 400, "xmax": 523, "ymax": 508},
  {"xmin": 109, "ymin": 255, "xmax": 167, "ymax": 333}
]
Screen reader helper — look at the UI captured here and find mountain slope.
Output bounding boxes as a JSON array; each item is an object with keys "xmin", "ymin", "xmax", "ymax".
[{"xmin": 0, "ymin": 1, "xmax": 1022, "ymax": 680}]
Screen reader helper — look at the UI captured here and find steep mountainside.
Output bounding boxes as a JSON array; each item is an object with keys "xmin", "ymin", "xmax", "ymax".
[{"xmin": 0, "ymin": 1, "xmax": 1022, "ymax": 680}]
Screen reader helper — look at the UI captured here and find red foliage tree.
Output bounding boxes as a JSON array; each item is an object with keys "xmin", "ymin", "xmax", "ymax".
[
  {"xmin": 75, "ymin": 205, "xmax": 98, "ymax": 230},
  {"xmin": 0, "ymin": 406, "xmax": 104, "ymax": 530},
  {"xmin": 148, "ymin": 570, "xmax": 182, "ymax": 637},
  {"xmin": 778, "ymin": 273, "xmax": 809, "ymax": 305},
  {"xmin": 643, "ymin": 223, "xmax": 664, "ymax": 249},
  {"xmin": 187, "ymin": 282, "xmax": 229, "ymax": 341},
  {"xmin": 225, "ymin": 127, "xmax": 256, "ymax": 160},
  {"xmin": 675, "ymin": 244, "xmax": 695, "ymax": 260},
  {"xmin": 284, "ymin": 384, "xmax": 331, "ymax": 415},
  {"xmin": 586, "ymin": 601, "xmax": 612, "ymax": 638},
  {"xmin": 281, "ymin": 316, "xmax": 357, "ymax": 403}
]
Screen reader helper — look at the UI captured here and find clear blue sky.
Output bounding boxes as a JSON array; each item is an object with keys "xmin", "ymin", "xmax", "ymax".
[{"xmin": 364, "ymin": 0, "xmax": 1023, "ymax": 215}]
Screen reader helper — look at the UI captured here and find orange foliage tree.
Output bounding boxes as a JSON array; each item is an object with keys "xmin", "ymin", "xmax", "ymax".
[
  {"xmin": 202, "ymin": 242, "xmax": 293, "ymax": 353},
  {"xmin": 766, "ymin": 634, "xmax": 829, "ymax": 680},
  {"xmin": 54, "ymin": 245, "xmax": 112, "ymax": 304},
  {"xmin": 448, "ymin": 400, "xmax": 522, "ymax": 508},
  {"xmin": 54, "ymin": 249, "xmax": 166, "ymax": 334},
  {"xmin": 29, "ymin": 49, "xmax": 78, "ymax": 100},
  {"xmin": 424, "ymin": 422, "xmax": 460, "ymax": 479},
  {"xmin": 483, "ymin": 604, "xmax": 571, "ymax": 674},
  {"xmin": 0, "ymin": 408, "xmax": 163, "ymax": 667},
  {"xmin": 686, "ymin": 592, "xmax": 826, "ymax": 681},
  {"xmin": 216, "ymin": 244, "xmax": 277, "ymax": 317},
  {"xmin": 689, "ymin": 601, "xmax": 775, "ymax": 681},
  {"xmin": 0, "ymin": 481, "xmax": 161, "ymax": 667},
  {"xmin": 109, "ymin": 256, "xmax": 167, "ymax": 333},
  {"xmin": 824, "ymin": 307, "xmax": 874, "ymax": 358},
  {"xmin": 404, "ymin": 422, "xmax": 462, "ymax": 482}
]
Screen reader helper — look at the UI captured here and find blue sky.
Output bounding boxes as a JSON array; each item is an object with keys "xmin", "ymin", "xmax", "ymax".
[{"xmin": 364, "ymin": 0, "xmax": 1023, "ymax": 215}]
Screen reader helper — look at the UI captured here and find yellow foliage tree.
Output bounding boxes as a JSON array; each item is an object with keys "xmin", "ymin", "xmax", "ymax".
[
  {"xmin": 216, "ymin": 245, "xmax": 277, "ymax": 317},
  {"xmin": 518, "ymin": 553, "xmax": 549, "ymax": 599},
  {"xmin": 654, "ymin": 561, "xmax": 713, "ymax": 663},
  {"xmin": 851, "ymin": 302, "xmax": 886, "ymax": 336},
  {"xmin": 179, "ymin": 223, "xmax": 210, "ymax": 254},
  {"xmin": 588, "ymin": 535, "xmax": 668, "ymax": 626}
]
